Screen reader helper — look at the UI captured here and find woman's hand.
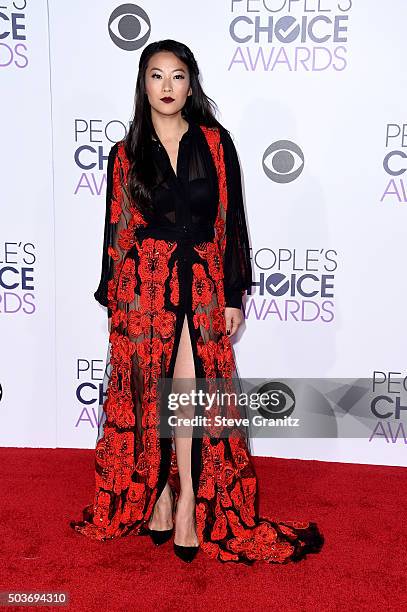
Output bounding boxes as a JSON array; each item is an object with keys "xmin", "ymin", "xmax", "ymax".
[{"xmin": 224, "ymin": 306, "xmax": 243, "ymax": 338}]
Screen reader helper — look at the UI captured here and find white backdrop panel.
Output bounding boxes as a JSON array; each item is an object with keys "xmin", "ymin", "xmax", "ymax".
[
  {"xmin": 0, "ymin": 0, "xmax": 55, "ymax": 446},
  {"xmin": 1, "ymin": 1, "xmax": 405, "ymax": 466}
]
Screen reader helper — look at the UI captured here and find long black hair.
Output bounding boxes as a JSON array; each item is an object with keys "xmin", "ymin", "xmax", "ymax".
[{"xmin": 124, "ymin": 39, "xmax": 221, "ymax": 217}]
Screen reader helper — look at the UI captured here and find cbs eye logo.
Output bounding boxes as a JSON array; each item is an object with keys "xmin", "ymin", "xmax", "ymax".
[
  {"xmin": 262, "ymin": 140, "xmax": 304, "ymax": 183},
  {"xmin": 255, "ymin": 381, "xmax": 296, "ymax": 420},
  {"xmin": 108, "ymin": 4, "xmax": 151, "ymax": 51}
]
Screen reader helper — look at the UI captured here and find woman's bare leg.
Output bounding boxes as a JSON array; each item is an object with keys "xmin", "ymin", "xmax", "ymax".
[
  {"xmin": 149, "ymin": 314, "xmax": 198, "ymax": 542},
  {"xmin": 171, "ymin": 314, "xmax": 199, "ymax": 547},
  {"xmin": 148, "ymin": 481, "xmax": 173, "ymax": 531}
]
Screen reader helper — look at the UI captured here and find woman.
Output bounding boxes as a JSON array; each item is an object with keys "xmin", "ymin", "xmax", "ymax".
[{"xmin": 70, "ymin": 39, "xmax": 324, "ymax": 564}]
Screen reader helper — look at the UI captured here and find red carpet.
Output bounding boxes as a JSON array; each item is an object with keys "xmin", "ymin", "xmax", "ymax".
[{"xmin": 0, "ymin": 448, "xmax": 405, "ymax": 611}]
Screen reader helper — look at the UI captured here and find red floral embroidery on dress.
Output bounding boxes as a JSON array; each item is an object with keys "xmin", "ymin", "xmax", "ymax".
[
  {"xmin": 116, "ymin": 258, "xmax": 136, "ymax": 303},
  {"xmin": 153, "ymin": 310, "xmax": 176, "ymax": 338},
  {"xmin": 107, "ymin": 245, "xmax": 119, "ymax": 261},
  {"xmin": 136, "ymin": 239, "xmax": 176, "ymax": 314},
  {"xmin": 169, "ymin": 260, "xmax": 179, "ymax": 306},
  {"xmin": 137, "ymin": 238, "xmax": 174, "ymax": 284},
  {"xmin": 196, "ymin": 438, "xmax": 215, "ymax": 501},
  {"xmin": 216, "ymin": 335, "xmax": 235, "ymax": 379},
  {"xmin": 196, "ymin": 337, "xmax": 217, "ymax": 379},
  {"xmin": 192, "ymin": 263, "xmax": 214, "ymax": 309},
  {"xmin": 129, "ymin": 204, "xmax": 148, "ymax": 229},
  {"xmin": 139, "ymin": 282, "xmax": 164, "ymax": 313},
  {"xmin": 111, "ymin": 309, "xmax": 127, "ymax": 330},
  {"xmin": 194, "ymin": 241, "xmax": 223, "ymax": 283},
  {"xmin": 122, "ymin": 482, "xmax": 146, "ymax": 522},
  {"xmin": 110, "ymin": 199, "xmax": 122, "ymax": 223},
  {"xmin": 94, "ymin": 424, "xmax": 134, "ymax": 495},
  {"xmin": 127, "ymin": 309, "xmax": 151, "ymax": 337},
  {"xmin": 214, "ymin": 217, "xmax": 225, "ymax": 242},
  {"xmin": 105, "ymin": 394, "xmax": 134, "ymax": 429},
  {"xmin": 211, "ymin": 306, "xmax": 226, "ymax": 334},
  {"xmin": 107, "ymin": 277, "xmax": 116, "ymax": 304},
  {"xmin": 117, "ymin": 227, "xmax": 136, "ymax": 251},
  {"xmin": 193, "ymin": 312, "xmax": 210, "ymax": 330},
  {"xmin": 163, "ymin": 336, "xmax": 174, "ymax": 371}
]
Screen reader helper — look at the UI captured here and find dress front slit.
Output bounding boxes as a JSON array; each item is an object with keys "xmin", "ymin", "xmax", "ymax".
[{"xmin": 156, "ymin": 236, "xmax": 205, "ymax": 502}]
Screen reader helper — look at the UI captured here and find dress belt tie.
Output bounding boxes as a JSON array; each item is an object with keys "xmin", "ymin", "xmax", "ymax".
[{"xmin": 134, "ymin": 225, "xmax": 215, "ymax": 243}]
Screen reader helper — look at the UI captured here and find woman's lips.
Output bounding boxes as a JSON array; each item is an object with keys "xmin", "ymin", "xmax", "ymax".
[{"xmin": 160, "ymin": 97, "xmax": 174, "ymax": 103}]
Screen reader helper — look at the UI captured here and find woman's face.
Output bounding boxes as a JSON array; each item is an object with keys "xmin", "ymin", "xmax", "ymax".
[{"xmin": 145, "ymin": 51, "xmax": 192, "ymax": 118}]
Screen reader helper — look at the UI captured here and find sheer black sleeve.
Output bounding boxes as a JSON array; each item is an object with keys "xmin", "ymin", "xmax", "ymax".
[
  {"xmin": 219, "ymin": 126, "xmax": 253, "ymax": 309},
  {"xmin": 93, "ymin": 142, "xmax": 119, "ymax": 318}
]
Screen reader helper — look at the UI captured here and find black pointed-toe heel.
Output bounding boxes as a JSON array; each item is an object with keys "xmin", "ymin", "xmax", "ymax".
[
  {"xmin": 173, "ymin": 542, "xmax": 199, "ymax": 562},
  {"xmin": 148, "ymin": 486, "xmax": 175, "ymax": 546},
  {"xmin": 148, "ymin": 527, "xmax": 174, "ymax": 546}
]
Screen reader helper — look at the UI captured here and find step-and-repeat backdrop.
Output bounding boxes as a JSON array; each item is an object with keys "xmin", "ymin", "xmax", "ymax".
[{"xmin": 1, "ymin": 1, "xmax": 406, "ymax": 466}]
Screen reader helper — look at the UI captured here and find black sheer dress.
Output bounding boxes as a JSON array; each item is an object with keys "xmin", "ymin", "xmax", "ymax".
[
  {"xmin": 70, "ymin": 118, "xmax": 325, "ymax": 564},
  {"xmin": 95, "ymin": 118, "xmax": 250, "ymax": 313}
]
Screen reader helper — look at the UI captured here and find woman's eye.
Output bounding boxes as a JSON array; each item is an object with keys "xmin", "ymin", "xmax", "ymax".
[{"xmin": 151, "ymin": 73, "xmax": 184, "ymax": 80}]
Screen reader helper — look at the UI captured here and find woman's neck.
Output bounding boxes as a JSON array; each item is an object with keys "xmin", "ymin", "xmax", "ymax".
[{"xmin": 151, "ymin": 111, "xmax": 189, "ymax": 144}]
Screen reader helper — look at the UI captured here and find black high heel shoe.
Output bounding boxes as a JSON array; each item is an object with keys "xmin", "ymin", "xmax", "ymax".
[
  {"xmin": 172, "ymin": 496, "xmax": 199, "ymax": 561},
  {"xmin": 173, "ymin": 542, "xmax": 199, "ymax": 563},
  {"xmin": 148, "ymin": 526, "xmax": 174, "ymax": 546},
  {"xmin": 148, "ymin": 487, "xmax": 174, "ymax": 546}
]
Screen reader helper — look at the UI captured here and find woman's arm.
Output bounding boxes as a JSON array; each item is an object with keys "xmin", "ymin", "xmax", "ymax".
[
  {"xmin": 94, "ymin": 141, "xmax": 136, "ymax": 320},
  {"xmin": 94, "ymin": 143, "xmax": 118, "ymax": 318},
  {"xmin": 219, "ymin": 126, "xmax": 253, "ymax": 310}
]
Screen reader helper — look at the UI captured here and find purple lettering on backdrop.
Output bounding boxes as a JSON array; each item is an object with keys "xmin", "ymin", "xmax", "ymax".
[
  {"xmin": 14, "ymin": 43, "xmax": 28, "ymax": 68},
  {"xmin": 74, "ymin": 406, "xmax": 105, "ymax": 429},
  {"xmin": 228, "ymin": 8, "xmax": 350, "ymax": 71},
  {"xmin": 0, "ymin": 42, "xmax": 28, "ymax": 67},
  {"xmin": 74, "ymin": 172, "xmax": 107, "ymax": 196},
  {"xmin": 0, "ymin": 292, "xmax": 36, "ymax": 314},
  {"xmin": 380, "ymin": 179, "xmax": 407, "ymax": 203},
  {"xmin": 0, "ymin": 9, "xmax": 28, "ymax": 68},
  {"xmin": 369, "ymin": 421, "xmax": 407, "ymax": 444},
  {"xmin": 382, "ymin": 126, "xmax": 407, "ymax": 204},
  {"xmin": 243, "ymin": 297, "xmax": 334, "ymax": 322},
  {"xmin": 0, "ymin": 42, "xmax": 13, "ymax": 66},
  {"xmin": 228, "ymin": 44, "xmax": 347, "ymax": 71},
  {"xmin": 75, "ymin": 407, "xmax": 96, "ymax": 428},
  {"xmin": 0, "ymin": 257, "xmax": 36, "ymax": 314},
  {"xmin": 74, "ymin": 145, "xmax": 108, "ymax": 195}
]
